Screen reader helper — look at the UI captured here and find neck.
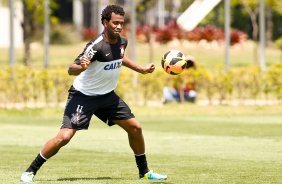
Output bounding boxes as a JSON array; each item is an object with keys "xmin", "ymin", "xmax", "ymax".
[{"xmin": 103, "ymin": 31, "xmax": 117, "ymax": 44}]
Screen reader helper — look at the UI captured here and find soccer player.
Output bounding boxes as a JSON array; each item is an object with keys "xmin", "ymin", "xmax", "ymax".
[{"xmin": 20, "ymin": 4, "xmax": 167, "ymax": 183}]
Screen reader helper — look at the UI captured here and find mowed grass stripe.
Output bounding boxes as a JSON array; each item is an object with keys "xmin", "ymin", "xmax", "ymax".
[
  {"xmin": 1, "ymin": 123, "xmax": 281, "ymax": 161},
  {"xmin": 1, "ymin": 145, "xmax": 281, "ymax": 184},
  {"xmin": 0, "ymin": 106, "xmax": 282, "ymax": 183},
  {"xmin": 1, "ymin": 114, "xmax": 282, "ymax": 137}
]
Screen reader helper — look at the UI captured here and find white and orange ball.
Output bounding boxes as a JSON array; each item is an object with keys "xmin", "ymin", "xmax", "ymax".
[{"xmin": 161, "ymin": 50, "xmax": 187, "ymax": 75}]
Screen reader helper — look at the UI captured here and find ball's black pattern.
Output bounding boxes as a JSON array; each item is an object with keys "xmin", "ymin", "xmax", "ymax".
[{"xmin": 161, "ymin": 50, "xmax": 187, "ymax": 75}]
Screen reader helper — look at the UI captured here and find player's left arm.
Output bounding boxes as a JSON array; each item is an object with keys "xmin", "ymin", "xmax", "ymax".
[{"xmin": 122, "ymin": 55, "xmax": 155, "ymax": 74}]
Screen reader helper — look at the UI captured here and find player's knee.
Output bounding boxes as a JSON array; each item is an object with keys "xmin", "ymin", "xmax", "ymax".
[
  {"xmin": 56, "ymin": 132, "xmax": 73, "ymax": 146},
  {"xmin": 130, "ymin": 123, "xmax": 142, "ymax": 135}
]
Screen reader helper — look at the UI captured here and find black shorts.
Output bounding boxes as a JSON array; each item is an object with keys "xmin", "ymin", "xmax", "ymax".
[{"xmin": 61, "ymin": 86, "xmax": 135, "ymax": 130}]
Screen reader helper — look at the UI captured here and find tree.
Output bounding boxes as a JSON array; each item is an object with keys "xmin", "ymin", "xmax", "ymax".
[
  {"xmin": 21, "ymin": 0, "xmax": 58, "ymax": 66},
  {"xmin": 231, "ymin": 0, "xmax": 282, "ymax": 65},
  {"xmin": 242, "ymin": 0, "xmax": 259, "ymax": 64},
  {"xmin": 232, "ymin": 0, "xmax": 282, "ymax": 42},
  {"xmin": 22, "ymin": 0, "xmax": 34, "ymax": 66},
  {"xmin": 136, "ymin": 0, "xmax": 157, "ymax": 24},
  {"xmin": 240, "ymin": 0, "xmax": 259, "ymax": 41},
  {"xmin": 265, "ymin": 0, "xmax": 282, "ymax": 44},
  {"xmin": 231, "ymin": 0, "xmax": 261, "ymax": 65}
]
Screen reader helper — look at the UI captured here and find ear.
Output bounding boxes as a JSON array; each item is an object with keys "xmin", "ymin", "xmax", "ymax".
[{"xmin": 103, "ymin": 19, "xmax": 109, "ymax": 26}]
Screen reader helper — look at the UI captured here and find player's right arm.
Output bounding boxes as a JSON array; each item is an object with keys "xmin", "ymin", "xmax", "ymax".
[
  {"xmin": 68, "ymin": 40, "xmax": 98, "ymax": 76},
  {"xmin": 68, "ymin": 56, "xmax": 91, "ymax": 76}
]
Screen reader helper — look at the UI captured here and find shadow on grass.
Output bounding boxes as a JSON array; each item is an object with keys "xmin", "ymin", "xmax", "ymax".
[
  {"xmin": 57, "ymin": 176, "xmax": 119, "ymax": 181},
  {"xmin": 56, "ymin": 177, "xmax": 174, "ymax": 183}
]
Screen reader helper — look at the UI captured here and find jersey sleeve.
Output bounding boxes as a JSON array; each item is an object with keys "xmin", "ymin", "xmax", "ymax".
[
  {"xmin": 74, "ymin": 40, "xmax": 99, "ymax": 64},
  {"xmin": 121, "ymin": 37, "xmax": 128, "ymax": 49}
]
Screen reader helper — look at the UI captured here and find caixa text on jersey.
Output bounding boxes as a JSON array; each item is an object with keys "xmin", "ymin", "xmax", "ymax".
[{"xmin": 104, "ymin": 61, "xmax": 122, "ymax": 70}]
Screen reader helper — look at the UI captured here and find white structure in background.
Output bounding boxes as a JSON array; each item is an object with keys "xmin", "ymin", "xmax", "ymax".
[
  {"xmin": 177, "ymin": 0, "xmax": 266, "ymax": 71},
  {"xmin": 177, "ymin": 0, "xmax": 221, "ymax": 31},
  {"xmin": 73, "ymin": 0, "xmax": 83, "ymax": 31},
  {"xmin": 176, "ymin": 0, "xmax": 229, "ymax": 70},
  {"xmin": 157, "ymin": 0, "xmax": 165, "ymax": 28},
  {"xmin": 0, "ymin": 2, "xmax": 23, "ymax": 48},
  {"xmin": 73, "ymin": 0, "xmax": 109, "ymax": 33},
  {"xmin": 72, "ymin": 0, "xmax": 166, "ymax": 31}
]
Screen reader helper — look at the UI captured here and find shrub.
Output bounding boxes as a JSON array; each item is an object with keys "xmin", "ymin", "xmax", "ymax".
[
  {"xmin": 0, "ymin": 65, "xmax": 281, "ymax": 107},
  {"xmin": 185, "ymin": 26, "xmax": 224, "ymax": 42},
  {"xmin": 136, "ymin": 23, "xmax": 248, "ymax": 46},
  {"xmin": 81, "ymin": 28, "xmax": 98, "ymax": 41},
  {"xmin": 50, "ymin": 24, "xmax": 81, "ymax": 45},
  {"xmin": 265, "ymin": 64, "xmax": 282, "ymax": 100},
  {"xmin": 274, "ymin": 37, "xmax": 282, "ymax": 50},
  {"xmin": 155, "ymin": 28, "xmax": 174, "ymax": 44},
  {"xmin": 138, "ymin": 70, "xmax": 165, "ymax": 105},
  {"xmin": 230, "ymin": 29, "xmax": 248, "ymax": 45},
  {"xmin": 274, "ymin": 37, "xmax": 282, "ymax": 60},
  {"xmin": 49, "ymin": 68, "xmax": 73, "ymax": 104},
  {"xmin": 136, "ymin": 25, "xmax": 151, "ymax": 43}
]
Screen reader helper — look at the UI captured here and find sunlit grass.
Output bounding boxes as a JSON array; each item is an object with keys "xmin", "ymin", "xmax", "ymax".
[{"xmin": 0, "ymin": 105, "xmax": 282, "ymax": 183}]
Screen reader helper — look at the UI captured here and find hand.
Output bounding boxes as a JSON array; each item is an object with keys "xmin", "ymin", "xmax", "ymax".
[
  {"xmin": 142, "ymin": 63, "xmax": 155, "ymax": 74},
  {"xmin": 80, "ymin": 56, "xmax": 91, "ymax": 70}
]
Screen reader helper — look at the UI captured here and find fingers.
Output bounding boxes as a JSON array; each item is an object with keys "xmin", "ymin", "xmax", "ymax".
[
  {"xmin": 146, "ymin": 63, "xmax": 155, "ymax": 73},
  {"xmin": 150, "ymin": 64, "xmax": 155, "ymax": 72},
  {"xmin": 81, "ymin": 56, "xmax": 90, "ymax": 63},
  {"xmin": 80, "ymin": 56, "xmax": 90, "ymax": 69}
]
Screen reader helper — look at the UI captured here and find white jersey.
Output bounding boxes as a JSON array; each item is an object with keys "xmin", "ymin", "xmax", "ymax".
[{"xmin": 72, "ymin": 34, "xmax": 127, "ymax": 96}]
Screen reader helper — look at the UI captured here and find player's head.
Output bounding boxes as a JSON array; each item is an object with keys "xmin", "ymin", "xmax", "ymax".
[
  {"xmin": 101, "ymin": 5, "xmax": 125, "ymax": 25},
  {"xmin": 101, "ymin": 5, "xmax": 125, "ymax": 38}
]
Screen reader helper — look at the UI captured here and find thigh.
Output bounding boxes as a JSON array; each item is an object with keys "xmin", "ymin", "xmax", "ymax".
[
  {"xmin": 94, "ymin": 92, "xmax": 135, "ymax": 126},
  {"xmin": 112, "ymin": 118, "xmax": 141, "ymax": 132}
]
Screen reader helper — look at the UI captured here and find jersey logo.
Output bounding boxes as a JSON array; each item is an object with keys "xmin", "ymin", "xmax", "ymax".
[
  {"xmin": 86, "ymin": 48, "xmax": 97, "ymax": 59},
  {"xmin": 104, "ymin": 61, "xmax": 122, "ymax": 70},
  {"xmin": 70, "ymin": 105, "xmax": 83, "ymax": 125}
]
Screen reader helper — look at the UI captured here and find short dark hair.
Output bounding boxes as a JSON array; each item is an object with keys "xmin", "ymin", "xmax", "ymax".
[{"xmin": 101, "ymin": 5, "xmax": 125, "ymax": 24}]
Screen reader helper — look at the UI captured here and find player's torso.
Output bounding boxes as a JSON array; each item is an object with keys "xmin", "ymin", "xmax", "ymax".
[
  {"xmin": 93, "ymin": 38, "xmax": 126, "ymax": 62},
  {"xmin": 73, "ymin": 34, "xmax": 127, "ymax": 96}
]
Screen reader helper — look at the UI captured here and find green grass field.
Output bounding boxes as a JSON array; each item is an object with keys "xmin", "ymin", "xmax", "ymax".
[{"xmin": 0, "ymin": 104, "xmax": 282, "ymax": 184}]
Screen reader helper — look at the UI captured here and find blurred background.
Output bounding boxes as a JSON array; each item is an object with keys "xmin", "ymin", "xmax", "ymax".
[
  {"xmin": 0, "ymin": 0, "xmax": 281, "ymax": 107},
  {"xmin": 1, "ymin": 2, "xmax": 282, "ymax": 184}
]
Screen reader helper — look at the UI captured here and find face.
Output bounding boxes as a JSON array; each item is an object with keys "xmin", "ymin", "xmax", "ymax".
[{"xmin": 104, "ymin": 12, "xmax": 124, "ymax": 39}]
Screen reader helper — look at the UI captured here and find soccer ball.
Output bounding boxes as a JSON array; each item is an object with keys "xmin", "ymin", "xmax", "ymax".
[{"xmin": 161, "ymin": 50, "xmax": 187, "ymax": 75}]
